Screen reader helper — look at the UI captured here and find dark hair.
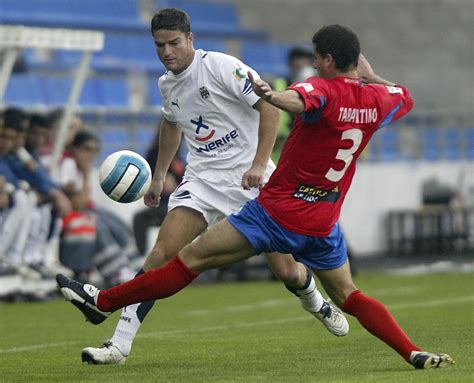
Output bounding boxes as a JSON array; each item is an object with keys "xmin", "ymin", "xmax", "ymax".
[
  {"xmin": 312, "ymin": 25, "xmax": 360, "ymax": 71},
  {"xmin": 72, "ymin": 131, "xmax": 99, "ymax": 148},
  {"xmin": 3, "ymin": 107, "xmax": 26, "ymax": 132},
  {"xmin": 151, "ymin": 8, "xmax": 191, "ymax": 35},
  {"xmin": 288, "ymin": 46, "xmax": 313, "ymax": 64},
  {"xmin": 30, "ymin": 113, "xmax": 50, "ymax": 129}
]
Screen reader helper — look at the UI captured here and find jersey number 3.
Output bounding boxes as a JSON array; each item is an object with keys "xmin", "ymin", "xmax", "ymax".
[{"xmin": 325, "ymin": 129, "xmax": 363, "ymax": 182}]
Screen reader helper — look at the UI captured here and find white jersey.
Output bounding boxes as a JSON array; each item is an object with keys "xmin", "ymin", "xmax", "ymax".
[{"xmin": 158, "ymin": 49, "xmax": 262, "ymax": 178}]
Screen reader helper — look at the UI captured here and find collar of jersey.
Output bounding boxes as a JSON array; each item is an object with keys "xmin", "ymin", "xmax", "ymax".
[{"xmin": 169, "ymin": 50, "xmax": 199, "ymax": 79}]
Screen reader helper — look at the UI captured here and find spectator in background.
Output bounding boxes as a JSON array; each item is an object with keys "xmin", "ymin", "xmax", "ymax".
[
  {"xmin": 56, "ymin": 131, "xmax": 140, "ymax": 287},
  {"xmin": 26, "ymin": 113, "xmax": 52, "ymax": 160},
  {"xmin": 132, "ymin": 127, "xmax": 186, "ymax": 255},
  {"xmin": 0, "ymin": 109, "xmax": 70, "ymax": 278},
  {"xmin": 271, "ymin": 46, "xmax": 315, "ymax": 162}
]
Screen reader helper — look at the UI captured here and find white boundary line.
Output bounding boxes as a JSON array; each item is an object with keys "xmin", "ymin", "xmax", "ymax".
[{"xmin": 1, "ymin": 295, "xmax": 473, "ymax": 354}]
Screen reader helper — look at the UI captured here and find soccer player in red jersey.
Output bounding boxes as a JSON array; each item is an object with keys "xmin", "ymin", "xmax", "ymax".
[{"xmin": 58, "ymin": 25, "xmax": 453, "ymax": 370}]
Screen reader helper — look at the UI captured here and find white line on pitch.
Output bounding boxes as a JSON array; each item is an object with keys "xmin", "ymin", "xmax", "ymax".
[{"xmin": 1, "ymin": 295, "xmax": 472, "ymax": 354}]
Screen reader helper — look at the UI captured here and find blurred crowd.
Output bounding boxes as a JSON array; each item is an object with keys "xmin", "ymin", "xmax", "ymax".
[{"xmin": 0, "ymin": 106, "xmax": 186, "ymax": 301}]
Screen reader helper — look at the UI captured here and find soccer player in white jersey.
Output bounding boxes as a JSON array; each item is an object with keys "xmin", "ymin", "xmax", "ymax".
[{"xmin": 81, "ymin": 8, "xmax": 348, "ymax": 365}]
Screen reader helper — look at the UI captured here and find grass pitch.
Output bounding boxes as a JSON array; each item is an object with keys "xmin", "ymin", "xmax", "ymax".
[{"xmin": 1, "ymin": 272, "xmax": 473, "ymax": 382}]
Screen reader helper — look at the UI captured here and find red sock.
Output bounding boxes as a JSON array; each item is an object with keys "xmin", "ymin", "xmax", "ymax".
[
  {"xmin": 342, "ymin": 290, "xmax": 421, "ymax": 361},
  {"xmin": 97, "ymin": 256, "xmax": 198, "ymax": 312}
]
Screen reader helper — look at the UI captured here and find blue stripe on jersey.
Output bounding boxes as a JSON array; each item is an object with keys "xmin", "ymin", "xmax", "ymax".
[{"xmin": 379, "ymin": 101, "xmax": 403, "ymax": 129}]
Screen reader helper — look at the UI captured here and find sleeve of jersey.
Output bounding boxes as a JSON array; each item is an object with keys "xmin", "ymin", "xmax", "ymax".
[
  {"xmin": 219, "ymin": 57, "xmax": 261, "ymax": 107},
  {"xmin": 288, "ymin": 79, "xmax": 329, "ymax": 113},
  {"xmin": 378, "ymin": 85, "xmax": 414, "ymax": 129},
  {"xmin": 158, "ymin": 81, "xmax": 177, "ymax": 123}
]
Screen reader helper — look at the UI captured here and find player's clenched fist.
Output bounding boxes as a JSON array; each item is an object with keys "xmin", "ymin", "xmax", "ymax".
[
  {"xmin": 144, "ymin": 178, "xmax": 164, "ymax": 208},
  {"xmin": 248, "ymin": 71, "xmax": 273, "ymax": 101}
]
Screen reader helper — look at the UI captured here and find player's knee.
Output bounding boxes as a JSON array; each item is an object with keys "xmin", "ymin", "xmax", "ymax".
[
  {"xmin": 333, "ymin": 283, "xmax": 358, "ymax": 309},
  {"xmin": 143, "ymin": 243, "xmax": 175, "ymax": 270},
  {"xmin": 273, "ymin": 266, "xmax": 300, "ymax": 287}
]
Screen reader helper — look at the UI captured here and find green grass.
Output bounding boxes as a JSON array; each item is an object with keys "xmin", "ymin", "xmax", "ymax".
[{"xmin": 1, "ymin": 272, "xmax": 473, "ymax": 382}]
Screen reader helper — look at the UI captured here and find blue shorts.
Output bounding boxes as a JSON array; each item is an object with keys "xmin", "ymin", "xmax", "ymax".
[{"xmin": 227, "ymin": 199, "xmax": 348, "ymax": 270}]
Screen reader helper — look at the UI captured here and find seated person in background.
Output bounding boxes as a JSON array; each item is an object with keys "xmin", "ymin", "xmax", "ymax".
[
  {"xmin": 1, "ymin": 108, "xmax": 71, "ymax": 275},
  {"xmin": 57, "ymin": 131, "xmax": 140, "ymax": 287},
  {"xmin": 25, "ymin": 113, "xmax": 52, "ymax": 161},
  {"xmin": 132, "ymin": 128, "xmax": 186, "ymax": 255}
]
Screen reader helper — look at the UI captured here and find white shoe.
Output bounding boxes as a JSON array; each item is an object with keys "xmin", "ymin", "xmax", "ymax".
[
  {"xmin": 82, "ymin": 341, "xmax": 127, "ymax": 365},
  {"xmin": 312, "ymin": 300, "xmax": 349, "ymax": 337}
]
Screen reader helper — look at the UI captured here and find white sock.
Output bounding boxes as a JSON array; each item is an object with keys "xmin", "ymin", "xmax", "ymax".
[
  {"xmin": 296, "ymin": 275, "xmax": 324, "ymax": 313},
  {"xmin": 110, "ymin": 304, "xmax": 143, "ymax": 356}
]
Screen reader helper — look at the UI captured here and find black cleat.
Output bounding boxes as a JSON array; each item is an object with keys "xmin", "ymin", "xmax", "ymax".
[
  {"xmin": 410, "ymin": 351, "xmax": 455, "ymax": 369},
  {"xmin": 56, "ymin": 274, "xmax": 110, "ymax": 325}
]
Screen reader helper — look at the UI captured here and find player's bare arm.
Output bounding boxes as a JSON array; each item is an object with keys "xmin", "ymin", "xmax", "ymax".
[
  {"xmin": 357, "ymin": 53, "xmax": 396, "ymax": 86},
  {"xmin": 144, "ymin": 118, "xmax": 182, "ymax": 208},
  {"xmin": 241, "ymin": 99, "xmax": 279, "ymax": 190},
  {"xmin": 248, "ymin": 71, "xmax": 305, "ymax": 114}
]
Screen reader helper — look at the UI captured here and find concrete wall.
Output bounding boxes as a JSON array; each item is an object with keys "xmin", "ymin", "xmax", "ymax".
[{"xmin": 230, "ymin": 0, "xmax": 474, "ymax": 113}]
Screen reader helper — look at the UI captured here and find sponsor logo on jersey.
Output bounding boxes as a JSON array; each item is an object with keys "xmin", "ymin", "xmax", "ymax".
[
  {"xmin": 293, "ymin": 82, "xmax": 314, "ymax": 92},
  {"xmin": 199, "ymin": 86, "xmax": 210, "ymax": 99},
  {"xmin": 292, "ymin": 184, "xmax": 340, "ymax": 203},
  {"xmin": 171, "ymin": 98, "xmax": 180, "ymax": 109},
  {"xmin": 386, "ymin": 85, "xmax": 404, "ymax": 95},
  {"xmin": 196, "ymin": 130, "xmax": 239, "ymax": 153},
  {"xmin": 234, "ymin": 67, "xmax": 247, "ymax": 81},
  {"xmin": 337, "ymin": 107, "xmax": 378, "ymax": 124},
  {"xmin": 191, "ymin": 115, "xmax": 216, "ymax": 141}
]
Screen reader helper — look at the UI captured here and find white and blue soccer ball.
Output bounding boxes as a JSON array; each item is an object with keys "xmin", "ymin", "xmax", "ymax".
[{"xmin": 99, "ymin": 150, "xmax": 151, "ymax": 203}]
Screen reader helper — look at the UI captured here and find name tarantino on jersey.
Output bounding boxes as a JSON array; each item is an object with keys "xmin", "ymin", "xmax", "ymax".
[
  {"xmin": 196, "ymin": 129, "xmax": 239, "ymax": 155},
  {"xmin": 337, "ymin": 107, "xmax": 378, "ymax": 124},
  {"xmin": 292, "ymin": 184, "xmax": 340, "ymax": 203}
]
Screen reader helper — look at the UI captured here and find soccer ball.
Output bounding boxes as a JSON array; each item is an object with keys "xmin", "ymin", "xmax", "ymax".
[{"xmin": 99, "ymin": 150, "xmax": 151, "ymax": 203}]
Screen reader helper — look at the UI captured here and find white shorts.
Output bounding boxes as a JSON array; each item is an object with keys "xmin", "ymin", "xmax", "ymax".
[{"xmin": 168, "ymin": 164, "xmax": 275, "ymax": 227}]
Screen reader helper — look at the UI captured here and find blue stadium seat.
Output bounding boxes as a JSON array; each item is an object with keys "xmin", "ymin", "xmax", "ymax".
[
  {"xmin": 378, "ymin": 129, "xmax": 399, "ymax": 161},
  {"xmin": 465, "ymin": 128, "xmax": 474, "ymax": 160},
  {"xmin": 242, "ymin": 41, "xmax": 291, "ymax": 77},
  {"xmin": 0, "ymin": 0, "xmax": 143, "ymax": 31},
  {"xmin": 149, "ymin": 78, "xmax": 162, "ymax": 107},
  {"xmin": 96, "ymin": 78, "xmax": 129, "ymax": 107},
  {"xmin": 422, "ymin": 128, "xmax": 440, "ymax": 161},
  {"xmin": 444, "ymin": 129, "xmax": 462, "ymax": 160},
  {"xmin": 157, "ymin": 0, "xmax": 266, "ymax": 39},
  {"xmin": 4, "ymin": 74, "xmax": 44, "ymax": 106}
]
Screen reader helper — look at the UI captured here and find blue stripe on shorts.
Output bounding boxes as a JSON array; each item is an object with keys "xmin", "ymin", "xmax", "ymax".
[{"xmin": 227, "ymin": 199, "xmax": 347, "ymax": 270}]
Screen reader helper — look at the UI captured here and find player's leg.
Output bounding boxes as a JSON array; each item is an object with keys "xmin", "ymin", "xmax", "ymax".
[
  {"xmin": 57, "ymin": 217, "xmax": 256, "ymax": 314},
  {"xmin": 82, "ymin": 206, "xmax": 208, "ymax": 364},
  {"xmin": 314, "ymin": 262, "xmax": 454, "ymax": 368},
  {"xmin": 266, "ymin": 252, "xmax": 348, "ymax": 336}
]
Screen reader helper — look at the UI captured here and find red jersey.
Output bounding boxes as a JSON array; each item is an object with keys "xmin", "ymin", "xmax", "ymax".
[{"xmin": 258, "ymin": 76, "xmax": 413, "ymax": 236}]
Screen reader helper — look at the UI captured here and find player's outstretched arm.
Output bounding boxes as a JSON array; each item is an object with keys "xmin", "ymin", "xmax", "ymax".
[
  {"xmin": 357, "ymin": 53, "xmax": 396, "ymax": 86},
  {"xmin": 248, "ymin": 71, "xmax": 305, "ymax": 114},
  {"xmin": 144, "ymin": 118, "xmax": 182, "ymax": 208}
]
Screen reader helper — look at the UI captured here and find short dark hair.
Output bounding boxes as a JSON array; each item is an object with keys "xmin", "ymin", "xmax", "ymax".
[
  {"xmin": 72, "ymin": 131, "xmax": 99, "ymax": 148},
  {"xmin": 4, "ymin": 107, "xmax": 26, "ymax": 132},
  {"xmin": 288, "ymin": 46, "xmax": 313, "ymax": 64},
  {"xmin": 151, "ymin": 8, "xmax": 191, "ymax": 35},
  {"xmin": 312, "ymin": 25, "xmax": 360, "ymax": 71},
  {"xmin": 30, "ymin": 113, "xmax": 50, "ymax": 129}
]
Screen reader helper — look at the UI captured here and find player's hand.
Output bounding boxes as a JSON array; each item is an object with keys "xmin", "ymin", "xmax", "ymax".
[
  {"xmin": 248, "ymin": 71, "xmax": 273, "ymax": 101},
  {"xmin": 51, "ymin": 190, "xmax": 72, "ymax": 217},
  {"xmin": 357, "ymin": 53, "xmax": 376, "ymax": 84},
  {"xmin": 241, "ymin": 164, "xmax": 266, "ymax": 190},
  {"xmin": 144, "ymin": 178, "xmax": 164, "ymax": 208}
]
